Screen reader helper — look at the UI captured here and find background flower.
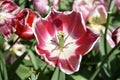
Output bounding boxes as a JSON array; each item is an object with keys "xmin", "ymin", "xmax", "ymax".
[
  {"xmin": 33, "ymin": 0, "xmax": 49, "ymax": 14},
  {"xmin": 12, "ymin": 8, "xmax": 39, "ymax": 40},
  {"xmin": 0, "ymin": 0, "xmax": 19, "ymax": 40},
  {"xmin": 112, "ymin": 26, "xmax": 120, "ymax": 45}
]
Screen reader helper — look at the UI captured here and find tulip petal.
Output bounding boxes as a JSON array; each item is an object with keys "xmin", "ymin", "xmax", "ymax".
[
  {"xmin": 33, "ymin": 19, "xmax": 56, "ymax": 48},
  {"xmin": 0, "ymin": 0, "xmax": 19, "ymax": 39},
  {"xmin": 112, "ymin": 26, "xmax": 120, "ymax": 45},
  {"xmin": 52, "ymin": 11, "xmax": 86, "ymax": 39},
  {"xmin": 76, "ymin": 29, "xmax": 99, "ymax": 55},
  {"xmin": 58, "ymin": 55, "xmax": 82, "ymax": 74}
]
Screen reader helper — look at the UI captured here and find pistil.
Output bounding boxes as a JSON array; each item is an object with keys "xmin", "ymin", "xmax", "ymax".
[{"xmin": 57, "ymin": 31, "xmax": 65, "ymax": 49}]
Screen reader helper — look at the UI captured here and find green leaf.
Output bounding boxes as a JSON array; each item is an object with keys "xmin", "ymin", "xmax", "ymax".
[
  {"xmin": 59, "ymin": 0, "xmax": 73, "ymax": 11},
  {"xmin": 51, "ymin": 67, "xmax": 65, "ymax": 80},
  {"xmin": 0, "ymin": 36, "xmax": 5, "ymax": 50},
  {"xmin": 8, "ymin": 52, "xmax": 27, "ymax": 79},
  {"xmin": 16, "ymin": 64, "xmax": 30, "ymax": 80},
  {"xmin": 70, "ymin": 74, "xmax": 87, "ymax": 80},
  {"xmin": 27, "ymin": 50, "xmax": 39, "ymax": 70},
  {"xmin": 14, "ymin": 0, "xmax": 26, "ymax": 9},
  {"xmin": 0, "ymin": 52, "xmax": 8, "ymax": 80}
]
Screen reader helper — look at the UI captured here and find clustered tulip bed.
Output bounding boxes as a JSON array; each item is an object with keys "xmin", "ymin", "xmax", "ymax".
[{"xmin": 0, "ymin": 0, "xmax": 120, "ymax": 80}]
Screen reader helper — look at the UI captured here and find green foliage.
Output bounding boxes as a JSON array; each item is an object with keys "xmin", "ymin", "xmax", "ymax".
[
  {"xmin": 51, "ymin": 67, "xmax": 65, "ymax": 80},
  {"xmin": 0, "ymin": 52, "xmax": 8, "ymax": 80},
  {"xmin": 16, "ymin": 64, "xmax": 30, "ymax": 80},
  {"xmin": 1, "ymin": 0, "xmax": 120, "ymax": 80}
]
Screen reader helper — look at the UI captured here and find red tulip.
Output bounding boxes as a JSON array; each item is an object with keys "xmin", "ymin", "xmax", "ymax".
[
  {"xmin": 13, "ymin": 8, "xmax": 39, "ymax": 40},
  {"xmin": 32, "ymin": 9, "xmax": 99, "ymax": 74}
]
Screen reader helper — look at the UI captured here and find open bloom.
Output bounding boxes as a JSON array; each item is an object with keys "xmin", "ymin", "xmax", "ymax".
[
  {"xmin": 0, "ymin": 0, "xmax": 19, "ymax": 40},
  {"xmin": 88, "ymin": 2, "xmax": 107, "ymax": 34},
  {"xmin": 3, "ymin": 41, "xmax": 29, "ymax": 64},
  {"xmin": 32, "ymin": 9, "xmax": 99, "ymax": 74},
  {"xmin": 72, "ymin": 0, "xmax": 94, "ymax": 22},
  {"xmin": 72, "ymin": 0, "xmax": 107, "ymax": 23},
  {"xmin": 12, "ymin": 8, "xmax": 39, "ymax": 40}
]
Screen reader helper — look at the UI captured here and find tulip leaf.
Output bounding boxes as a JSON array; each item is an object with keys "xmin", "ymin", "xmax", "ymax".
[
  {"xmin": 0, "ymin": 36, "xmax": 5, "ymax": 50},
  {"xmin": 59, "ymin": 0, "xmax": 73, "ymax": 11},
  {"xmin": 8, "ymin": 52, "xmax": 27, "ymax": 79},
  {"xmin": 16, "ymin": 64, "xmax": 30, "ymax": 80},
  {"xmin": 51, "ymin": 67, "xmax": 65, "ymax": 80},
  {"xmin": 27, "ymin": 50, "xmax": 39, "ymax": 70},
  {"xmin": 70, "ymin": 74, "xmax": 87, "ymax": 80},
  {"xmin": 0, "ymin": 52, "xmax": 8, "ymax": 80}
]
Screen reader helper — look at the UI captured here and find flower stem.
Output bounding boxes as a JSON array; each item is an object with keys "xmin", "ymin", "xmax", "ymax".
[
  {"xmin": 104, "ymin": 0, "xmax": 114, "ymax": 54},
  {"xmin": 89, "ymin": 43, "xmax": 120, "ymax": 80},
  {"xmin": 8, "ymin": 36, "xmax": 20, "ymax": 50}
]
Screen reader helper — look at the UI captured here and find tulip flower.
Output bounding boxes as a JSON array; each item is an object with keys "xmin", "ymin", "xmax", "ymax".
[
  {"xmin": 115, "ymin": 0, "xmax": 120, "ymax": 10},
  {"xmin": 88, "ymin": 3, "xmax": 107, "ymax": 34},
  {"xmin": 32, "ymin": 9, "xmax": 99, "ymax": 74},
  {"xmin": 50, "ymin": 0, "xmax": 63, "ymax": 10},
  {"xmin": 33, "ymin": 0, "xmax": 49, "ymax": 14},
  {"xmin": 0, "ymin": 0, "xmax": 19, "ymax": 40},
  {"xmin": 33, "ymin": 0, "xmax": 64, "ymax": 14},
  {"xmin": 3, "ymin": 41, "xmax": 29, "ymax": 64},
  {"xmin": 72, "ymin": 0, "xmax": 94, "ymax": 22},
  {"xmin": 12, "ymin": 8, "xmax": 39, "ymax": 40},
  {"xmin": 112, "ymin": 27, "xmax": 120, "ymax": 45}
]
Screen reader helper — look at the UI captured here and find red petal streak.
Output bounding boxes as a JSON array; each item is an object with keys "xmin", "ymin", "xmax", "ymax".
[
  {"xmin": 112, "ymin": 26, "xmax": 120, "ymax": 44},
  {"xmin": 36, "ymin": 44, "xmax": 58, "ymax": 66},
  {"xmin": 57, "ymin": 12, "xmax": 86, "ymax": 39},
  {"xmin": 2, "ymin": 1, "xmax": 19, "ymax": 13},
  {"xmin": 26, "ymin": 9, "xmax": 38, "ymax": 27},
  {"xmin": 35, "ymin": 19, "xmax": 56, "ymax": 42},
  {"xmin": 52, "ymin": 19, "xmax": 63, "ymax": 31},
  {"xmin": 76, "ymin": 29, "xmax": 98, "ymax": 55},
  {"xmin": 58, "ymin": 55, "xmax": 82, "ymax": 74},
  {"xmin": 13, "ymin": 20, "xmax": 34, "ymax": 40}
]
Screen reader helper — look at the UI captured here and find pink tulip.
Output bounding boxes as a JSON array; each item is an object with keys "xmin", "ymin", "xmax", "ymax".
[
  {"xmin": 72, "ymin": 0, "xmax": 94, "ymax": 22},
  {"xmin": 115, "ymin": 0, "xmax": 120, "ymax": 10},
  {"xmin": 72, "ymin": 0, "xmax": 107, "ymax": 23},
  {"xmin": 0, "ymin": 0, "xmax": 19, "ymax": 40},
  {"xmin": 32, "ymin": 9, "xmax": 99, "ymax": 74},
  {"xmin": 112, "ymin": 27, "xmax": 120, "ymax": 45},
  {"xmin": 33, "ymin": 0, "xmax": 49, "ymax": 14}
]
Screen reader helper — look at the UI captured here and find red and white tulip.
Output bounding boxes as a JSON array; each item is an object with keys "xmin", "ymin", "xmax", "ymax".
[
  {"xmin": 32, "ymin": 9, "xmax": 99, "ymax": 74},
  {"xmin": 0, "ymin": 0, "xmax": 19, "ymax": 40}
]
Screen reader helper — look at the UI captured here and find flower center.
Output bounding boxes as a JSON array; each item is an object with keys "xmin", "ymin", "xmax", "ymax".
[
  {"xmin": 50, "ymin": 31, "xmax": 74, "ymax": 53},
  {"xmin": 57, "ymin": 31, "xmax": 65, "ymax": 49}
]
